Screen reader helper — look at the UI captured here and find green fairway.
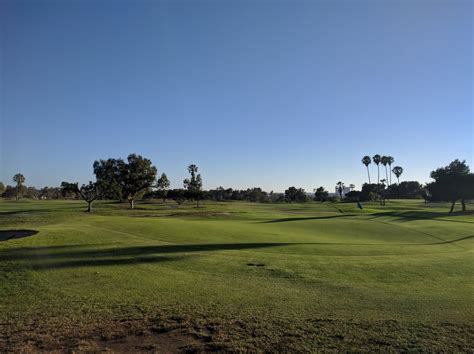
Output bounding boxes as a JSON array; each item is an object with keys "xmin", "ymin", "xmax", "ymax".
[{"xmin": 0, "ymin": 199, "xmax": 473, "ymax": 351}]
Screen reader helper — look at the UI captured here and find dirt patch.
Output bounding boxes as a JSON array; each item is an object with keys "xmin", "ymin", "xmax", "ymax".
[
  {"xmin": 87, "ymin": 329, "xmax": 203, "ymax": 353},
  {"xmin": 0, "ymin": 316, "xmax": 209, "ymax": 353},
  {"xmin": 1, "ymin": 314, "xmax": 473, "ymax": 352},
  {"xmin": 0, "ymin": 230, "xmax": 38, "ymax": 242}
]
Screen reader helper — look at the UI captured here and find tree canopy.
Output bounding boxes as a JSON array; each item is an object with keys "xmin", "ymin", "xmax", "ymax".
[
  {"xmin": 156, "ymin": 173, "xmax": 171, "ymax": 202},
  {"xmin": 93, "ymin": 154, "xmax": 157, "ymax": 208},
  {"xmin": 426, "ymin": 159, "xmax": 473, "ymax": 212},
  {"xmin": 314, "ymin": 186, "xmax": 329, "ymax": 202},
  {"xmin": 285, "ymin": 187, "xmax": 308, "ymax": 203},
  {"xmin": 183, "ymin": 164, "xmax": 203, "ymax": 207},
  {"xmin": 13, "ymin": 173, "xmax": 26, "ymax": 201},
  {"xmin": 61, "ymin": 181, "xmax": 98, "ymax": 212}
]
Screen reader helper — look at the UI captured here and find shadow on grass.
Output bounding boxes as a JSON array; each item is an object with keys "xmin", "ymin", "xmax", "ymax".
[
  {"xmin": 0, "ymin": 210, "xmax": 40, "ymax": 216},
  {"xmin": 369, "ymin": 210, "xmax": 474, "ymax": 224},
  {"xmin": 261, "ymin": 214, "xmax": 355, "ymax": 223},
  {"xmin": 2, "ymin": 233, "xmax": 473, "ymax": 271},
  {"xmin": 425, "ymin": 234, "xmax": 474, "ymax": 244},
  {"xmin": 0, "ymin": 242, "xmax": 293, "ymax": 270}
]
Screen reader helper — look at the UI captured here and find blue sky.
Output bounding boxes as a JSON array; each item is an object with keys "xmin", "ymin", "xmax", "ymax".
[{"xmin": 1, "ymin": 0, "xmax": 472, "ymax": 192}]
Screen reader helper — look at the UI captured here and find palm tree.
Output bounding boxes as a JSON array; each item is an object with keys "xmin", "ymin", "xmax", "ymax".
[
  {"xmin": 13, "ymin": 173, "xmax": 25, "ymax": 201},
  {"xmin": 336, "ymin": 181, "xmax": 345, "ymax": 201},
  {"xmin": 381, "ymin": 156, "xmax": 389, "ymax": 186},
  {"xmin": 387, "ymin": 156, "xmax": 395, "ymax": 185},
  {"xmin": 372, "ymin": 154, "xmax": 381, "ymax": 184},
  {"xmin": 361, "ymin": 156, "xmax": 371, "ymax": 184},
  {"xmin": 392, "ymin": 166, "xmax": 403, "ymax": 184}
]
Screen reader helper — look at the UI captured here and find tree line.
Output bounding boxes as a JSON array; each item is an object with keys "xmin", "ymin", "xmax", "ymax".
[{"xmin": 1, "ymin": 155, "xmax": 472, "ymax": 212}]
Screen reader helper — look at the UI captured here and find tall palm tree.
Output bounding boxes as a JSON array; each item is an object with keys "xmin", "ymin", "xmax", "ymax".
[
  {"xmin": 336, "ymin": 181, "xmax": 345, "ymax": 201},
  {"xmin": 381, "ymin": 156, "xmax": 389, "ymax": 186},
  {"xmin": 13, "ymin": 173, "xmax": 25, "ymax": 201},
  {"xmin": 372, "ymin": 154, "xmax": 381, "ymax": 184},
  {"xmin": 361, "ymin": 156, "xmax": 371, "ymax": 184},
  {"xmin": 387, "ymin": 156, "xmax": 395, "ymax": 185},
  {"xmin": 392, "ymin": 166, "xmax": 403, "ymax": 184}
]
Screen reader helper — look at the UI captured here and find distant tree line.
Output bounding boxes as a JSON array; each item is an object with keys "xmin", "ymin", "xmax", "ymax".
[
  {"xmin": 149, "ymin": 187, "xmax": 308, "ymax": 203},
  {"xmin": 343, "ymin": 181, "xmax": 426, "ymax": 202},
  {"xmin": 2, "ymin": 155, "xmax": 472, "ymax": 213}
]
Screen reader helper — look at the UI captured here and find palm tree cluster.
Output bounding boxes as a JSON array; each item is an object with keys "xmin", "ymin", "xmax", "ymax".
[{"xmin": 361, "ymin": 155, "xmax": 403, "ymax": 186}]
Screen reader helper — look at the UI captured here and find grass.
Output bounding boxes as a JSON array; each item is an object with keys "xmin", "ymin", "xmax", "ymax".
[{"xmin": 0, "ymin": 199, "xmax": 473, "ymax": 351}]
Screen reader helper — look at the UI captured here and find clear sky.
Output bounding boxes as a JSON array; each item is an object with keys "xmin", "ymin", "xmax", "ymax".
[{"xmin": 1, "ymin": 0, "xmax": 472, "ymax": 192}]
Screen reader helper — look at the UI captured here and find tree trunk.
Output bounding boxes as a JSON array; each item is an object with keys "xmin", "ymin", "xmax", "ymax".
[
  {"xmin": 377, "ymin": 166, "xmax": 380, "ymax": 184},
  {"xmin": 367, "ymin": 167, "xmax": 371, "ymax": 184},
  {"xmin": 129, "ymin": 199, "xmax": 134, "ymax": 209},
  {"xmin": 87, "ymin": 201, "xmax": 92, "ymax": 212},
  {"xmin": 449, "ymin": 200, "xmax": 456, "ymax": 213},
  {"xmin": 397, "ymin": 177, "xmax": 400, "ymax": 184},
  {"xmin": 461, "ymin": 199, "xmax": 466, "ymax": 212}
]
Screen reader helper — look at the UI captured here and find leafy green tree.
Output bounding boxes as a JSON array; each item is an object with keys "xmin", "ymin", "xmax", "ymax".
[
  {"xmin": 392, "ymin": 166, "xmax": 403, "ymax": 184},
  {"xmin": 156, "ymin": 173, "xmax": 170, "ymax": 202},
  {"xmin": 243, "ymin": 188, "xmax": 268, "ymax": 202},
  {"xmin": 372, "ymin": 154, "xmax": 381, "ymax": 184},
  {"xmin": 314, "ymin": 186, "xmax": 329, "ymax": 202},
  {"xmin": 13, "ymin": 173, "xmax": 25, "ymax": 201},
  {"xmin": 426, "ymin": 159, "xmax": 473, "ymax": 212},
  {"xmin": 361, "ymin": 156, "xmax": 371, "ymax": 184},
  {"xmin": 78, "ymin": 182, "xmax": 98, "ymax": 212},
  {"xmin": 284, "ymin": 187, "xmax": 308, "ymax": 203},
  {"xmin": 119, "ymin": 154, "xmax": 158, "ymax": 209},
  {"xmin": 360, "ymin": 183, "xmax": 385, "ymax": 201},
  {"xmin": 61, "ymin": 181, "xmax": 98, "ymax": 212},
  {"xmin": 1, "ymin": 185, "xmax": 16, "ymax": 198},
  {"xmin": 93, "ymin": 158, "xmax": 123, "ymax": 200},
  {"xmin": 387, "ymin": 181, "xmax": 424, "ymax": 199},
  {"xmin": 40, "ymin": 186, "xmax": 63, "ymax": 200},
  {"xmin": 0, "ymin": 182, "xmax": 5, "ymax": 196},
  {"xmin": 24, "ymin": 187, "xmax": 39, "ymax": 199},
  {"xmin": 168, "ymin": 188, "xmax": 187, "ymax": 206},
  {"xmin": 183, "ymin": 164, "xmax": 203, "ymax": 207}
]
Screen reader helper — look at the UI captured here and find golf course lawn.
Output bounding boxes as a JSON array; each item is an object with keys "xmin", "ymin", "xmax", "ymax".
[{"xmin": 0, "ymin": 199, "xmax": 473, "ymax": 351}]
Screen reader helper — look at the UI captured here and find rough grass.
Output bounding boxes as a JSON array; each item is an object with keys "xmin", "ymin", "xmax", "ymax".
[{"xmin": 0, "ymin": 199, "xmax": 473, "ymax": 351}]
